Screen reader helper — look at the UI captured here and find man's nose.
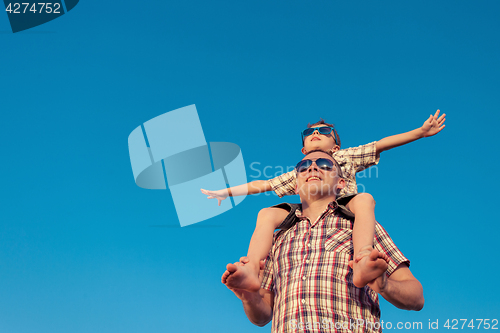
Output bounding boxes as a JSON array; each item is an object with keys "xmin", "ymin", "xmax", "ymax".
[{"xmin": 307, "ymin": 161, "xmax": 319, "ymax": 172}]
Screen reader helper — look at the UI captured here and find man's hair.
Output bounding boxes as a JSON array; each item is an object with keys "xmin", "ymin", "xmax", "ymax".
[
  {"xmin": 303, "ymin": 149, "xmax": 344, "ymax": 178},
  {"xmin": 305, "ymin": 118, "xmax": 341, "ymax": 148}
]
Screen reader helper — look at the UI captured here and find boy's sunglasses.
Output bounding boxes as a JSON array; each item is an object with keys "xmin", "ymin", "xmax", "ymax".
[
  {"xmin": 295, "ymin": 158, "xmax": 335, "ymax": 173},
  {"xmin": 301, "ymin": 127, "xmax": 339, "ymax": 145}
]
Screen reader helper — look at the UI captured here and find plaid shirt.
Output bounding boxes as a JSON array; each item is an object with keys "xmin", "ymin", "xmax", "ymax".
[
  {"xmin": 261, "ymin": 202, "xmax": 409, "ymax": 333},
  {"xmin": 268, "ymin": 142, "xmax": 380, "ymax": 197}
]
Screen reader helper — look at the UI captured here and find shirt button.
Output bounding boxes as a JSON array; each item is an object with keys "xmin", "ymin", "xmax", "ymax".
[
  {"xmin": 302, "ymin": 276, "xmax": 306, "ymax": 280},
  {"xmin": 306, "ymin": 260, "xmax": 310, "ymax": 263},
  {"xmin": 307, "ymin": 243, "xmax": 311, "ymax": 247},
  {"xmin": 301, "ymin": 299, "xmax": 306, "ymax": 304}
]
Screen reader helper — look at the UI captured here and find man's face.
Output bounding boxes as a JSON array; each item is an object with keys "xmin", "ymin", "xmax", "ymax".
[
  {"xmin": 295, "ymin": 151, "xmax": 344, "ymax": 200},
  {"xmin": 302, "ymin": 125, "xmax": 339, "ymax": 154}
]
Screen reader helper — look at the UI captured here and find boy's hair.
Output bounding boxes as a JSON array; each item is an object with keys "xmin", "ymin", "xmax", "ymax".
[
  {"xmin": 304, "ymin": 149, "xmax": 344, "ymax": 179},
  {"xmin": 306, "ymin": 119, "xmax": 341, "ymax": 148}
]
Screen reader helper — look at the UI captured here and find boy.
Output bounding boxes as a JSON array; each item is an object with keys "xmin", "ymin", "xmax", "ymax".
[{"xmin": 202, "ymin": 110, "xmax": 446, "ymax": 291}]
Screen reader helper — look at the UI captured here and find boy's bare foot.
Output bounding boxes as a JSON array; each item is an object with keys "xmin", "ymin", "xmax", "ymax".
[
  {"xmin": 222, "ymin": 262, "xmax": 262, "ymax": 292},
  {"xmin": 221, "ymin": 262, "xmax": 242, "ymax": 285},
  {"xmin": 352, "ymin": 247, "xmax": 390, "ymax": 288}
]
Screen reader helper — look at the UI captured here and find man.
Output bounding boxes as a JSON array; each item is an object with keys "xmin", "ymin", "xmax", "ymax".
[{"xmin": 222, "ymin": 150, "xmax": 424, "ymax": 332}]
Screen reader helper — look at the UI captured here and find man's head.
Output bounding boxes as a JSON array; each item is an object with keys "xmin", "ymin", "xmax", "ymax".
[
  {"xmin": 295, "ymin": 150, "xmax": 345, "ymax": 202},
  {"xmin": 301, "ymin": 119, "xmax": 341, "ymax": 156}
]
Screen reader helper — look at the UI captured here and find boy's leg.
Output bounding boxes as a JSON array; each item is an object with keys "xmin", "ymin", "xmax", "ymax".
[
  {"xmin": 346, "ymin": 193, "xmax": 389, "ymax": 288},
  {"xmin": 224, "ymin": 207, "xmax": 288, "ymax": 292}
]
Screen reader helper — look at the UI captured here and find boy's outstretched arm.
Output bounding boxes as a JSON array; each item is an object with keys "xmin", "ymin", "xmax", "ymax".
[
  {"xmin": 376, "ymin": 110, "xmax": 446, "ymax": 156},
  {"xmin": 201, "ymin": 180, "xmax": 272, "ymax": 206}
]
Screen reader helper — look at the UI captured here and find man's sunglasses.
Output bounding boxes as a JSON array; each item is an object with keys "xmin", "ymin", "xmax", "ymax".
[
  {"xmin": 301, "ymin": 127, "xmax": 339, "ymax": 145},
  {"xmin": 295, "ymin": 158, "xmax": 335, "ymax": 173}
]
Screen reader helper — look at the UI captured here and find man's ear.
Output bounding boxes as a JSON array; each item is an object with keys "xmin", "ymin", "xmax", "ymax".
[
  {"xmin": 337, "ymin": 178, "xmax": 346, "ymax": 190},
  {"xmin": 301, "ymin": 147, "xmax": 307, "ymax": 155},
  {"xmin": 295, "ymin": 183, "xmax": 299, "ymax": 195}
]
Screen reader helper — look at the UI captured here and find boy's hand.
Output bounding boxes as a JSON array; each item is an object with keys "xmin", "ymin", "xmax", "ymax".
[
  {"xmin": 200, "ymin": 188, "xmax": 229, "ymax": 206},
  {"xmin": 421, "ymin": 109, "xmax": 446, "ymax": 137}
]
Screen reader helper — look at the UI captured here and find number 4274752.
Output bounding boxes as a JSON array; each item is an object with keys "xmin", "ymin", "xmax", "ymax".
[
  {"xmin": 443, "ymin": 319, "xmax": 498, "ymax": 330},
  {"xmin": 5, "ymin": 3, "xmax": 62, "ymax": 14}
]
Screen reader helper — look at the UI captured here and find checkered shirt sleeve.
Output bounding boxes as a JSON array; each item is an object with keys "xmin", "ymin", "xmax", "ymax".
[
  {"xmin": 268, "ymin": 170, "xmax": 297, "ymax": 198},
  {"xmin": 334, "ymin": 141, "xmax": 380, "ymax": 172},
  {"xmin": 261, "ymin": 256, "xmax": 274, "ymax": 292},
  {"xmin": 261, "ymin": 229, "xmax": 283, "ymax": 292},
  {"xmin": 374, "ymin": 222, "xmax": 410, "ymax": 276}
]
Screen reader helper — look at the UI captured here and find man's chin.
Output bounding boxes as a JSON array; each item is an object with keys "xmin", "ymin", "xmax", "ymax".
[{"xmin": 298, "ymin": 183, "xmax": 335, "ymax": 198}]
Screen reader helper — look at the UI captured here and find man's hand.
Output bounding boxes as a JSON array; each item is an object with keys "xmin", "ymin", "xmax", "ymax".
[
  {"xmin": 367, "ymin": 272, "xmax": 387, "ymax": 294},
  {"xmin": 200, "ymin": 188, "xmax": 229, "ymax": 206},
  {"xmin": 421, "ymin": 109, "xmax": 446, "ymax": 137}
]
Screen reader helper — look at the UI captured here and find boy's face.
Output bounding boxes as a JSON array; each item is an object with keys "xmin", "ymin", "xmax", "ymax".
[{"xmin": 301, "ymin": 124, "xmax": 339, "ymax": 155}]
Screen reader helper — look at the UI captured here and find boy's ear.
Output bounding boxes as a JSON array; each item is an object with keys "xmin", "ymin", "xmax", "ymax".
[
  {"xmin": 330, "ymin": 145, "xmax": 340, "ymax": 153},
  {"xmin": 301, "ymin": 147, "xmax": 308, "ymax": 155}
]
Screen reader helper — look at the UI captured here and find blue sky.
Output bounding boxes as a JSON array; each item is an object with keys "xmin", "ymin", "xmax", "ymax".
[{"xmin": 1, "ymin": 1, "xmax": 499, "ymax": 332}]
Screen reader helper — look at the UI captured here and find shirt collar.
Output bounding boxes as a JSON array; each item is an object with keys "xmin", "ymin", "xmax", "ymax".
[{"xmin": 294, "ymin": 200, "xmax": 339, "ymax": 221}]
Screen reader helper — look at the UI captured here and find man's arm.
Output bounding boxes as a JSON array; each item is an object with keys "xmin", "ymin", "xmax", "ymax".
[
  {"xmin": 368, "ymin": 263, "xmax": 424, "ymax": 311},
  {"xmin": 223, "ymin": 259, "xmax": 274, "ymax": 326},
  {"xmin": 375, "ymin": 110, "xmax": 446, "ymax": 157},
  {"xmin": 229, "ymin": 287, "xmax": 274, "ymax": 326}
]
